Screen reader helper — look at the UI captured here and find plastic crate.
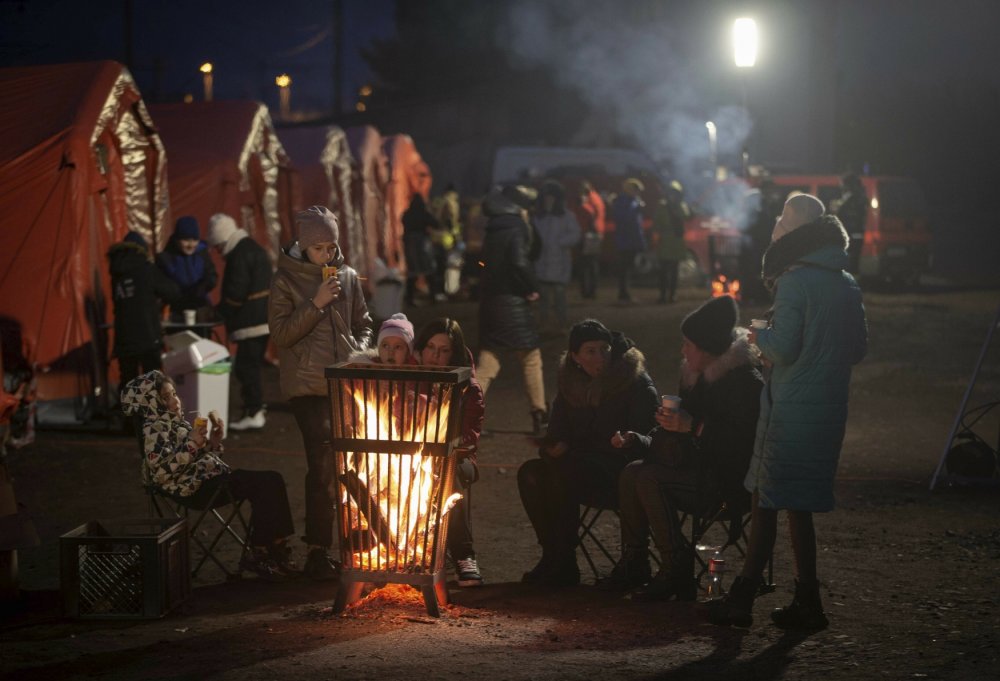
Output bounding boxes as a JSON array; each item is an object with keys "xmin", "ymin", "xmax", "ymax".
[{"xmin": 60, "ymin": 519, "xmax": 190, "ymax": 619}]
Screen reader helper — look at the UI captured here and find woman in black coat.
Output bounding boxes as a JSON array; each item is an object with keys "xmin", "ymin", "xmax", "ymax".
[
  {"xmin": 517, "ymin": 319, "xmax": 659, "ymax": 586},
  {"xmin": 475, "ymin": 186, "xmax": 549, "ymax": 436}
]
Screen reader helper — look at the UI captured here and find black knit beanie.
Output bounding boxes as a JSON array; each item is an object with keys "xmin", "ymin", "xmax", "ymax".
[
  {"xmin": 569, "ymin": 319, "xmax": 613, "ymax": 352},
  {"xmin": 680, "ymin": 295, "xmax": 738, "ymax": 355}
]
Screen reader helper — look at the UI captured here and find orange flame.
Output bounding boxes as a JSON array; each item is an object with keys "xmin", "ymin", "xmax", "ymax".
[
  {"xmin": 711, "ymin": 275, "xmax": 741, "ymax": 300},
  {"xmin": 342, "ymin": 382, "xmax": 457, "ymax": 571}
]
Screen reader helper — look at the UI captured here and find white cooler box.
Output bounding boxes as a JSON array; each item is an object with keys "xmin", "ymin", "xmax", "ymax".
[{"xmin": 162, "ymin": 332, "xmax": 231, "ymax": 426}]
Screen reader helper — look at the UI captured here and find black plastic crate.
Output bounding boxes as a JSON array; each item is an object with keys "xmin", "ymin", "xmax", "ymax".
[{"xmin": 60, "ymin": 519, "xmax": 190, "ymax": 619}]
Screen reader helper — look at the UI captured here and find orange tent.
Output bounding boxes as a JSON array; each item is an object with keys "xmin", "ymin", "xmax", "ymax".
[
  {"xmin": 0, "ymin": 61, "xmax": 167, "ymax": 423},
  {"xmin": 279, "ymin": 124, "xmax": 362, "ymax": 259},
  {"xmin": 345, "ymin": 126, "xmax": 391, "ymax": 285},
  {"xmin": 149, "ymin": 101, "xmax": 294, "ymax": 261},
  {"xmin": 383, "ymin": 134, "xmax": 433, "ymax": 273}
]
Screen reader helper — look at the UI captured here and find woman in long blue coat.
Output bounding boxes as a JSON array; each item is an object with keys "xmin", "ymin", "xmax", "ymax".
[{"xmin": 710, "ymin": 194, "xmax": 868, "ymax": 631}]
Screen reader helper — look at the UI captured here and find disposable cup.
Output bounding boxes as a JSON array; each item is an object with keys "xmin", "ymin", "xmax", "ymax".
[
  {"xmin": 750, "ymin": 319, "xmax": 768, "ymax": 330},
  {"xmin": 322, "ymin": 266, "xmax": 338, "ymax": 281},
  {"xmin": 183, "ymin": 309, "xmax": 197, "ymax": 325},
  {"xmin": 661, "ymin": 394, "xmax": 682, "ymax": 413},
  {"xmin": 193, "ymin": 416, "xmax": 208, "ymax": 430}
]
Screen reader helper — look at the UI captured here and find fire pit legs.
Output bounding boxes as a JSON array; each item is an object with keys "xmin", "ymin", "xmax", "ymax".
[
  {"xmin": 333, "ymin": 580, "xmax": 365, "ymax": 614},
  {"xmin": 331, "ymin": 570, "xmax": 449, "ymax": 617}
]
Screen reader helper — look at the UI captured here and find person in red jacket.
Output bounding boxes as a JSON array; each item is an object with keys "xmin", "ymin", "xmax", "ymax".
[
  {"xmin": 572, "ymin": 180, "xmax": 606, "ymax": 300},
  {"xmin": 414, "ymin": 318, "xmax": 485, "ymax": 587}
]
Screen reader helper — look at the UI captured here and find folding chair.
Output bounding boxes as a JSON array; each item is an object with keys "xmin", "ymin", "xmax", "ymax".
[
  {"xmin": 135, "ymin": 418, "xmax": 252, "ymax": 579},
  {"xmin": 681, "ymin": 501, "xmax": 775, "ymax": 594},
  {"xmin": 576, "ymin": 505, "xmax": 661, "ymax": 582},
  {"xmin": 145, "ymin": 482, "xmax": 253, "ymax": 580}
]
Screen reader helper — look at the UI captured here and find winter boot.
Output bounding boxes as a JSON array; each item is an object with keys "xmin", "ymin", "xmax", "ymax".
[
  {"xmin": 771, "ymin": 578, "xmax": 829, "ymax": 631},
  {"xmin": 597, "ymin": 546, "xmax": 652, "ymax": 592},
  {"xmin": 630, "ymin": 550, "xmax": 697, "ymax": 602},
  {"xmin": 707, "ymin": 575, "xmax": 759, "ymax": 628},
  {"xmin": 530, "ymin": 407, "xmax": 549, "ymax": 438}
]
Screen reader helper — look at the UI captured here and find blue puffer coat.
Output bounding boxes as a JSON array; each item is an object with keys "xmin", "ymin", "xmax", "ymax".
[{"xmin": 744, "ymin": 215, "xmax": 868, "ymax": 512}]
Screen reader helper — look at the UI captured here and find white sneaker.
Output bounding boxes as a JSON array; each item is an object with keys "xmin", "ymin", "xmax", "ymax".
[{"xmin": 229, "ymin": 410, "xmax": 266, "ymax": 431}]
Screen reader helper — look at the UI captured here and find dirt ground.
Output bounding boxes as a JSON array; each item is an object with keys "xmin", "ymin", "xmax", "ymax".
[{"xmin": 3, "ymin": 277, "xmax": 1000, "ymax": 680}]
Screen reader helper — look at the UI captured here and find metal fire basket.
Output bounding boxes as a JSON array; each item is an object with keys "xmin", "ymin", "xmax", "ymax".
[{"xmin": 325, "ymin": 362, "xmax": 470, "ymax": 617}]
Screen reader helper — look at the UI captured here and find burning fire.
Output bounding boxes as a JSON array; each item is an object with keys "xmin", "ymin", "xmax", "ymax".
[
  {"xmin": 711, "ymin": 274, "xmax": 741, "ymax": 300},
  {"xmin": 340, "ymin": 380, "xmax": 459, "ymax": 572}
]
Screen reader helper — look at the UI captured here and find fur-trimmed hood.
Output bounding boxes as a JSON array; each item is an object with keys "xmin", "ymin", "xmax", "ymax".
[
  {"xmin": 680, "ymin": 329, "xmax": 757, "ymax": 389},
  {"xmin": 762, "ymin": 214, "xmax": 850, "ymax": 290},
  {"xmin": 557, "ymin": 346, "xmax": 648, "ymax": 408}
]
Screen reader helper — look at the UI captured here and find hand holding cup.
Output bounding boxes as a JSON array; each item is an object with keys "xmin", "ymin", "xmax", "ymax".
[{"xmin": 313, "ymin": 275, "xmax": 341, "ymax": 308}]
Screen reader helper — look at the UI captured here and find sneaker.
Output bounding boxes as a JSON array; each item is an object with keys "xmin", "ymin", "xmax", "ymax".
[
  {"xmin": 230, "ymin": 409, "xmax": 266, "ymax": 431},
  {"xmin": 269, "ymin": 543, "xmax": 301, "ymax": 578},
  {"xmin": 455, "ymin": 556, "xmax": 483, "ymax": 587},
  {"xmin": 239, "ymin": 553, "xmax": 289, "ymax": 582},
  {"xmin": 304, "ymin": 548, "xmax": 341, "ymax": 581}
]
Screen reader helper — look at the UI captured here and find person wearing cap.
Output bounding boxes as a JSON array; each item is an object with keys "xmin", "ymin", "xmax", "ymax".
[
  {"xmin": 476, "ymin": 185, "xmax": 549, "ymax": 437},
  {"xmin": 413, "ymin": 318, "xmax": 486, "ymax": 587},
  {"xmin": 517, "ymin": 319, "xmax": 658, "ymax": 586},
  {"xmin": 156, "ymin": 216, "xmax": 218, "ymax": 325},
  {"xmin": 205, "ymin": 213, "xmax": 273, "ymax": 431},
  {"xmin": 604, "ymin": 295, "xmax": 763, "ymax": 600},
  {"xmin": 709, "ymin": 193, "xmax": 867, "ymax": 630},
  {"xmin": 610, "ymin": 178, "xmax": 647, "ymax": 303},
  {"xmin": 107, "ymin": 230, "xmax": 180, "ymax": 390},
  {"xmin": 268, "ymin": 205, "xmax": 373, "ymax": 581}
]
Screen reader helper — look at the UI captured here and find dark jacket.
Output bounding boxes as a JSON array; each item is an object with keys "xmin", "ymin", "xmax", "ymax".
[
  {"xmin": 748, "ymin": 215, "xmax": 868, "ymax": 511},
  {"xmin": 155, "ymin": 238, "xmax": 218, "ymax": 313},
  {"xmin": 402, "ymin": 194, "xmax": 437, "ymax": 277},
  {"xmin": 610, "ymin": 194, "xmax": 646, "ymax": 252},
  {"xmin": 108, "ymin": 241, "xmax": 179, "ymax": 357},
  {"xmin": 217, "ymin": 234, "xmax": 272, "ymax": 340},
  {"xmin": 547, "ymin": 345, "xmax": 659, "ymax": 460},
  {"xmin": 637, "ymin": 334, "xmax": 762, "ymax": 514},
  {"xmin": 478, "ymin": 192, "xmax": 540, "ymax": 350}
]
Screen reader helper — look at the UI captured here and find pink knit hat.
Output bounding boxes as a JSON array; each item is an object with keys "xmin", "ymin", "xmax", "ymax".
[
  {"xmin": 377, "ymin": 313, "xmax": 414, "ymax": 352},
  {"xmin": 296, "ymin": 206, "xmax": 339, "ymax": 248}
]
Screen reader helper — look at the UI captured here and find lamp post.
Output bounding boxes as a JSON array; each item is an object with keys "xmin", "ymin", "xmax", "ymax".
[
  {"xmin": 275, "ymin": 74, "xmax": 292, "ymax": 120},
  {"xmin": 732, "ymin": 18, "xmax": 757, "ymax": 176},
  {"xmin": 199, "ymin": 62, "xmax": 213, "ymax": 102},
  {"xmin": 705, "ymin": 121, "xmax": 718, "ymax": 178}
]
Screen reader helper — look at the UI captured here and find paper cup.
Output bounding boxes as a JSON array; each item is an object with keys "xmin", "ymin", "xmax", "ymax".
[
  {"xmin": 661, "ymin": 394, "xmax": 682, "ymax": 413},
  {"xmin": 183, "ymin": 309, "xmax": 197, "ymax": 325},
  {"xmin": 322, "ymin": 266, "xmax": 338, "ymax": 281},
  {"xmin": 750, "ymin": 319, "xmax": 768, "ymax": 330}
]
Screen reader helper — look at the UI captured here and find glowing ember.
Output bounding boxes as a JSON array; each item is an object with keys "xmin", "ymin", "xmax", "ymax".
[{"xmin": 711, "ymin": 275, "xmax": 741, "ymax": 300}]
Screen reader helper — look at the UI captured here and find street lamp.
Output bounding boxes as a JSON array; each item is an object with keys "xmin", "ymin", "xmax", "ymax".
[
  {"xmin": 705, "ymin": 121, "xmax": 718, "ymax": 177},
  {"xmin": 275, "ymin": 73, "xmax": 292, "ymax": 120},
  {"xmin": 733, "ymin": 18, "xmax": 758, "ymax": 68},
  {"xmin": 199, "ymin": 62, "xmax": 213, "ymax": 102}
]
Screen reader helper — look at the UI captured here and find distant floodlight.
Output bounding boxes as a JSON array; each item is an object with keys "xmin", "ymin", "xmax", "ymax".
[
  {"xmin": 733, "ymin": 18, "xmax": 758, "ymax": 68},
  {"xmin": 199, "ymin": 62, "xmax": 213, "ymax": 74},
  {"xmin": 275, "ymin": 74, "xmax": 291, "ymax": 88}
]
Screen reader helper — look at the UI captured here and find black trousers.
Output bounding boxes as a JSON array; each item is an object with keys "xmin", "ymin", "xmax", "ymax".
[
  {"xmin": 446, "ymin": 459, "xmax": 478, "ymax": 560},
  {"xmin": 657, "ymin": 258, "xmax": 679, "ymax": 302},
  {"xmin": 234, "ymin": 335, "xmax": 268, "ymax": 416},
  {"xmin": 617, "ymin": 250, "xmax": 637, "ymax": 299},
  {"xmin": 185, "ymin": 469, "xmax": 295, "ymax": 546},
  {"xmin": 579, "ymin": 254, "xmax": 600, "ymax": 299},
  {"xmin": 518, "ymin": 449, "xmax": 628, "ymax": 555},
  {"xmin": 290, "ymin": 395, "xmax": 336, "ymax": 548}
]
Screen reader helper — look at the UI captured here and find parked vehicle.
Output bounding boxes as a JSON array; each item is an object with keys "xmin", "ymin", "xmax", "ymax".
[{"xmin": 767, "ymin": 174, "xmax": 931, "ymax": 284}]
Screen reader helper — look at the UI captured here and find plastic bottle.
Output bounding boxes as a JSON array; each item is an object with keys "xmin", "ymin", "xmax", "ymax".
[{"xmin": 705, "ymin": 551, "xmax": 726, "ymax": 599}]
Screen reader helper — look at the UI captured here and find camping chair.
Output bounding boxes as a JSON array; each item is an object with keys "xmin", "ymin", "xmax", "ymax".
[
  {"xmin": 576, "ymin": 504, "xmax": 661, "ymax": 582},
  {"xmin": 680, "ymin": 501, "xmax": 775, "ymax": 595},
  {"xmin": 135, "ymin": 418, "xmax": 252, "ymax": 579}
]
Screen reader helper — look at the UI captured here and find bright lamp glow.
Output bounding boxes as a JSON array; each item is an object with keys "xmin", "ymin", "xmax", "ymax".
[
  {"xmin": 733, "ymin": 18, "xmax": 758, "ymax": 68},
  {"xmin": 275, "ymin": 74, "xmax": 292, "ymax": 88},
  {"xmin": 199, "ymin": 62, "xmax": 213, "ymax": 74}
]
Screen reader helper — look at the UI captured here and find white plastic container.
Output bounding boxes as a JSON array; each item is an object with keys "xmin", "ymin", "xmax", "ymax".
[{"xmin": 162, "ymin": 331, "xmax": 230, "ymax": 426}]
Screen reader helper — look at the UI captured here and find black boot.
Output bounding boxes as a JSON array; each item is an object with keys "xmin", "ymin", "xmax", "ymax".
[
  {"xmin": 707, "ymin": 575, "xmax": 758, "ymax": 627},
  {"xmin": 771, "ymin": 578, "xmax": 829, "ymax": 630},
  {"xmin": 522, "ymin": 551, "xmax": 554, "ymax": 584},
  {"xmin": 530, "ymin": 407, "xmax": 549, "ymax": 437},
  {"xmin": 631, "ymin": 568, "xmax": 698, "ymax": 602},
  {"xmin": 597, "ymin": 546, "xmax": 651, "ymax": 592}
]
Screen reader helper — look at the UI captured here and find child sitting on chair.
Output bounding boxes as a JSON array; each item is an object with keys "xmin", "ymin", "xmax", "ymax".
[{"xmin": 121, "ymin": 370, "xmax": 297, "ymax": 581}]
